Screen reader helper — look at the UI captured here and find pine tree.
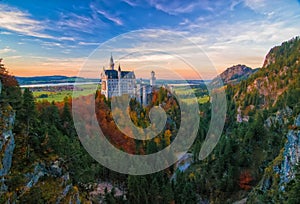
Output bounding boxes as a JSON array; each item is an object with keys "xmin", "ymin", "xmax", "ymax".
[
  {"xmin": 20, "ymin": 88, "xmax": 37, "ymax": 158},
  {"xmin": 22, "ymin": 88, "xmax": 36, "ymax": 135}
]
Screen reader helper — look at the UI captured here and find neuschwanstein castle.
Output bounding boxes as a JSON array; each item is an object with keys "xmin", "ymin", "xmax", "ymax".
[{"xmin": 100, "ymin": 55, "xmax": 156, "ymax": 105}]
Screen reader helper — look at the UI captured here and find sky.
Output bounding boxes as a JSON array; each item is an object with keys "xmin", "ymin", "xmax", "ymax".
[{"xmin": 0, "ymin": 0, "xmax": 300, "ymax": 79}]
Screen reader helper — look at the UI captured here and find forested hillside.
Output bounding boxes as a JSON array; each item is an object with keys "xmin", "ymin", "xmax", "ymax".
[
  {"xmin": 184, "ymin": 36, "xmax": 300, "ymax": 203},
  {"xmin": 0, "ymin": 36, "xmax": 299, "ymax": 203}
]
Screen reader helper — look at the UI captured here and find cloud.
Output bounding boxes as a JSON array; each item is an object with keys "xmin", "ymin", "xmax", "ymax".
[
  {"xmin": 148, "ymin": 0, "xmax": 199, "ymax": 15},
  {"xmin": 0, "ymin": 47, "xmax": 16, "ymax": 54},
  {"xmin": 58, "ymin": 37, "xmax": 76, "ymax": 41},
  {"xmin": 230, "ymin": 0, "xmax": 243, "ymax": 10},
  {"xmin": 119, "ymin": 53, "xmax": 175, "ymax": 62},
  {"xmin": 242, "ymin": 0, "xmax": 299, "ymax": 18},
  {"xmin": 41, "ymin": 41, "xmax": 64, "ymax": 49},
  {"xmin": 146, "ymin": 0, "xmax": 230, "ymax": 15},
  {"xmin": 0, "ymin": 31, "xmax": 13, "ymax": 35},
  {"xmin": 0, "ymin": 4, "xmax": 79, "ymax": 41},
  {"xmin": 202, "ymin": 19, "xmax": 300, "ymax": 69},
  {"xmin": 39, "ymin": 40, "xmax": 79, "ymax": 53},
  {"xmin": 244, "ymin": 0, "xmax": 266, "ymax": 11},
  {"xmin": 79, "ymin": 42, "xmax": 100, "ymax": 46},
  {"xmin": 122, "ymin": 0, "xmax": 139, "ymax": 7},
  {"xmin": 95, "ymin": 10, "xmax": 123, "ymax": 25},
  {"xmin": 177, "ymin": 1, "xmax": 300, "ymax": 45},
  {"xmin": 90, "ymin": 4, "xmax": 123, "ymax": 25},
  {"xmin": 6, "ymin": 55, "xmax": 22, "ymax": 59},
  {"xmin": 56, "ymin": 3, "xmax": 123, "ymax": 36},
  {"xmin": 166, "ymin": 0, "xmax": 300, "ymax": 72},
  {"xmin": 57, "ymin": 13, "xmax": 96, "ymax": 33},
  {"xmin": 179, "ymin": 19, "xmax": 190, "ymax": 26},
  {"xmin": 0, "ymin": 4, "xmax": 54, "ymax": 39},
  {"xmin": 120, "ymin": 0, "xmax": 220, "ymax": 15}
]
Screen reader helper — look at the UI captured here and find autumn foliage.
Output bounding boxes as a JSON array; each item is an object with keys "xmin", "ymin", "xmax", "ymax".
[
  {"xmin": 239, "ymin": 170, "xmax": 253, "ymax": 190},
  {"xmin": 0, "ymin": 60, "xmax": 19, "ymax": 87}
]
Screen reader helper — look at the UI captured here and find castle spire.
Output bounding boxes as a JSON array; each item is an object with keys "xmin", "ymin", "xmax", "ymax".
[{"xmin": 109, "ymin": 53, "xmax": 114, "ymax": 70}]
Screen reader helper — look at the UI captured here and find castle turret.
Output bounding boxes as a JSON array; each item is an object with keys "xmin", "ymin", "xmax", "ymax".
[
  {"xmin": 150, "ymin": 70, "xmax": 156, "ymax": 87},
  {"xmin": 136, "ymin": 78, "xmax": 143, "ymax": 104},
  {"xmin": 0, "ymin": 59, "xmax": 3, "ymax": 94},
  {"xmin": 142, "ymin": 85, "xmax": 147, "ymax": 106},
  {"xmin": 118, "ymin": 64, "xmax": 121, "ymax": 96}
]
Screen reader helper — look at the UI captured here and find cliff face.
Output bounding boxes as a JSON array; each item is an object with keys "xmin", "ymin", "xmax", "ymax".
[
  {"xmin": 262, "ymin": 51, "xmax": 276, "ymax": 68},
  {"xmin": 233, "ymin": 37, "xmax": 300, "ymax": 110},
  {"xmin": 279, "ymin": 129, "xmax": 300, "ymax": 188},
  {"xmin": 0, "ymin": 108, "xmax": 15, "ymax": 177},
  {"xmin": 270, "ymin": 114, "xmax": 300, "ymax": 191},
  {"xmin": 0, "ymin": 82, "xmax": 16, "ymax": 193},
  {"xmin": 248, "ymin": 114, "xmax": 300, "ymax": 203}
]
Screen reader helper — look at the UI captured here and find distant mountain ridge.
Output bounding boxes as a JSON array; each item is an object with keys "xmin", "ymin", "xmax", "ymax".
[
  {"xmin": 16, "ymin": 75, "xmax": 210, "ymax": 86},
  {"xmin": 16, "ymin": 75, "xmax": 99, "ymax": 85},
  {"xmin": 211, "ymin": 64, "xmax": 258, "ymax": 86}
]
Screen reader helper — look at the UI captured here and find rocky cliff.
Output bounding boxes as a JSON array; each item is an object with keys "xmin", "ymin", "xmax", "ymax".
[
  {"xmin": 0, "ymin": 81, "xmax": 16, "ymax": 196},
  {"xmin": 233, "ymin": 37, "xmax": 300, "ymax": 111},
  {"xmin": 247, "ymin": 114, "xmax": 300, "ymax": 203}
]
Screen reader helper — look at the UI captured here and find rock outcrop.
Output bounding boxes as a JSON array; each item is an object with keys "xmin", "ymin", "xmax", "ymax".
[
  {"xmin": 265, "ymin": 106, "xmax": 293, "ymax": 128},
  {"xmin": 171, "ymin": 153, "xmax": 194, "ymax": 181},
  {"xmin": 274, "ymin": 115, "xmax": 300, "ymax": 186},
  {"xmin": 247, "ymin": 114, "xmax": 300, "ymax": 203},
  {"xmin": 237, "ymin": 106, "xmax": 250, "ymax": 123},
  {"xmin": 253, "ymin": 114, "xmax": 300, "ymax": 195},
  {"xmin": 275, "ymin": 127, "xmax": 300, "ymax": 190},
  {"xmin": 262, "ymin": 51, "xmax": 276, "ymax": 68},
  {"xmin": 295, "ymin": 115, "xmax": 300, "ymax": 127}
]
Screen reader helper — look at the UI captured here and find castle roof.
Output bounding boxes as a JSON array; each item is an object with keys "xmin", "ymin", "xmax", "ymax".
[
  {"xmin": 121, "ymin": 71, "xmax": 135, "ymax": 79},
  {"xmin": 104, "ymin": 70, "xmax": 118, "ymax": 78},
  {"xmin": 104, "ymin": 70, "xmax": 135, "ymax": 79}
]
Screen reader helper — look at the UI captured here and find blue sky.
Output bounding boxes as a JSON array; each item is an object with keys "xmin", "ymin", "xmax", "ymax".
[{"xmin": 0, "ymin": 0, "xmax": 300, "ymax": 79}]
